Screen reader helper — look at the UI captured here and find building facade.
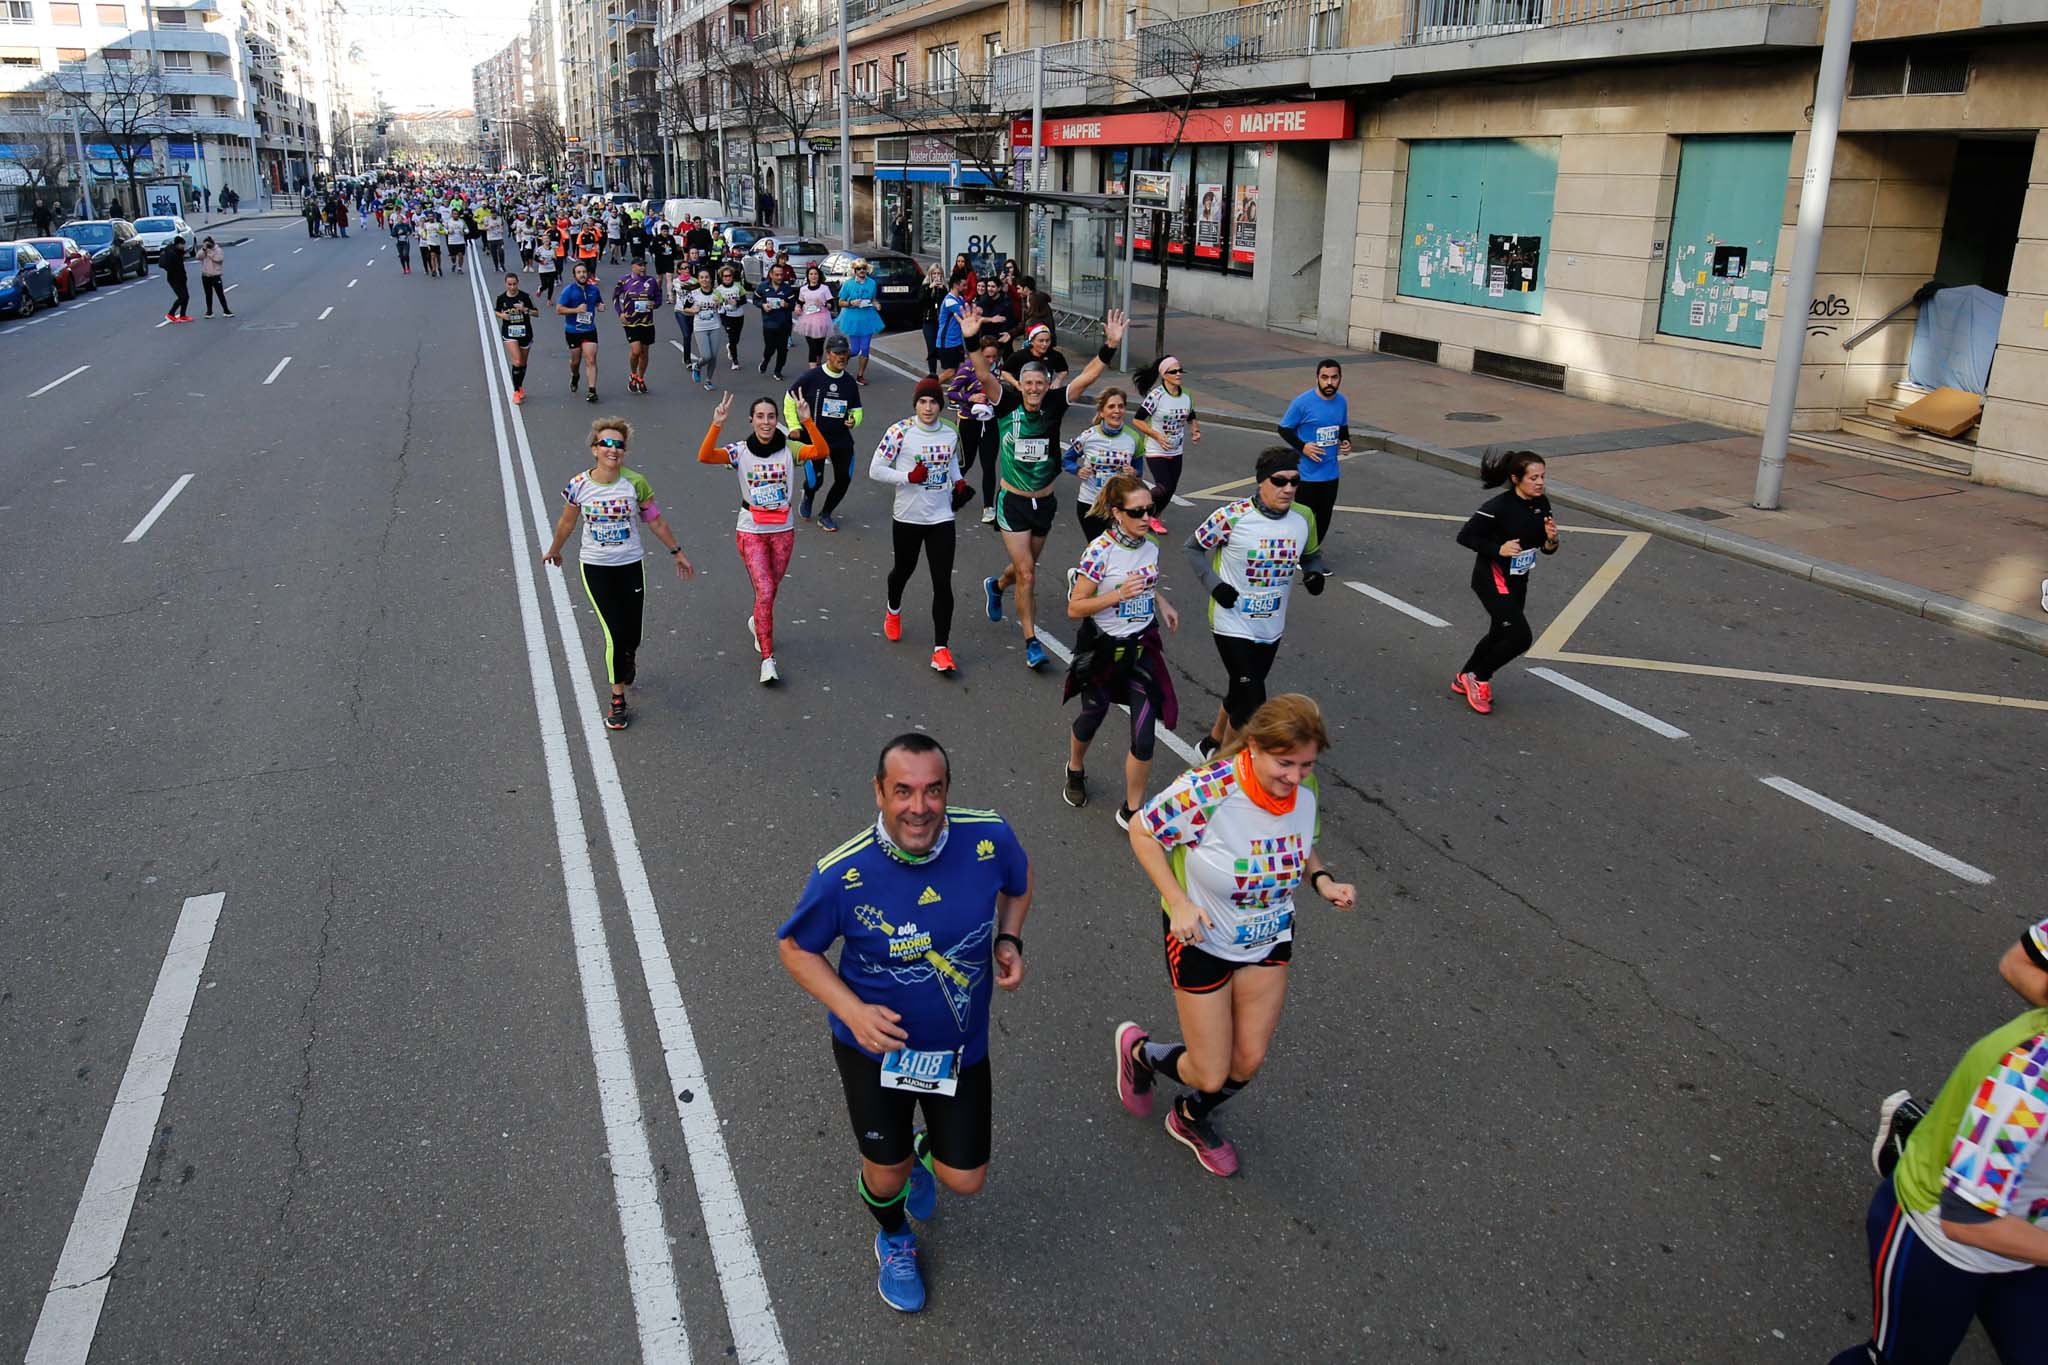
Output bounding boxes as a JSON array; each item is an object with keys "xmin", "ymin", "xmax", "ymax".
[{"xmin": 472, "ymin": 34, "xmax": 533, "ymax": 168}]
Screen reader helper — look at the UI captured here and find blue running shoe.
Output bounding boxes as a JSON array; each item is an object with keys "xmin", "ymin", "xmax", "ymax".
[
  {"xmin": 873, "ymin": 1228, "xmax": 926, "ymax": 1312},
  {"xmin": 906, "ymin": 1155, "xmax": 936, "ymax": 1221},
  {"xmin": 817, "ymin": 513, "xmax": 840, "ymax": 532},
  {"xmin": 1024, "ymin": 637, "xmax": 1048, "ymax": 669},
  {"xmin": 982, "ymin": 575, "xmax": 1004, "ymax": 622}
]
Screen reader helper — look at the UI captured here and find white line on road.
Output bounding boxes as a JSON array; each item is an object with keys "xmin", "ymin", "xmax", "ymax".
[
  {"xmin": 154, "ymin": 318, "xmax": 170, "ymax": 328},
  {"xmin": 262, "ymin": 356, "xmax": 292, "ymax": 385},
  {"xmin": 24, "ymin": 892, "xmax": 225, "ymax": 1365},
  {"xmin": 1760, "ymin": 776, "xmax": 1993, "ymax": 885},
  {"xmin": 122, "ymin": 474, "xmax": 194, "ymax": 543},
  {"xmin": 1345, "ymin": 579, "xmax": 1450, "ymax": 629},
  {"xmin": 1030, "ymin": 627, "xmax": 1206, "ymax": 768},
  {"xmin": 292, "ymin": 247, "xmax": 302, "ymax": 254},
  {"xmin": 29, "ymin": 365, "xmax": 90, "ymax": 398},
  {"xmin": 224, "ymin": 283, "xmax": 239, "ymax": 292},
  {"xmin": 1529, "ymin": 666, "xmax": 1689, "ymax": 740},
  {"xmin": 471, "ymin": 268, "xmax": 786, "ymax": 1362},
  {"xmin": 366, "ymin": 258, "xmax": 376, "ymax": 266},
  {"xmin": 347, "ymin": 278, "xmax": 358, "ymax": 288},
  {"xmin": 261, "ymin": 262, "xmax": 274, "ymax": 271},
  {"xmin": 318, "ymin": 306, "xmax": 333, "ymax": 320}
]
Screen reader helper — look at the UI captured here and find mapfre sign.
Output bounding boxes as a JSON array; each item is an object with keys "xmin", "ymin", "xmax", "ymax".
[{"xmin": 1011, "ymin": 100, "xmax": 1352, "ymax": 148}]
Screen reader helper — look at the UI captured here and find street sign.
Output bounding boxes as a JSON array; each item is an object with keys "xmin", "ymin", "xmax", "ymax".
[{"xmin": 1131, "ymin": 169, "xmax": 1173, "ymax": 207}]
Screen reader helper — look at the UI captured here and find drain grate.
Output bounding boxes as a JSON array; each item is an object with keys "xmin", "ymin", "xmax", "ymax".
[
  {"xmin": 1444, "ymin": 411, "xmax": 1501, "ymax": 423},
  {"xmin": 1673, "ymin": 506, "xmax": 1732, "ymax": 521}
]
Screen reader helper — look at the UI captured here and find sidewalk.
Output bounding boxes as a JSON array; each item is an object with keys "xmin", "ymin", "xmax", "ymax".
[{"xmin": 874, "ymin": 307, "xmax": 2048, "ymax": 655}]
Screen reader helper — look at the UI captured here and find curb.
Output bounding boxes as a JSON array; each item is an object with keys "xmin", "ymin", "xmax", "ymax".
[{"xmin": 1369, "ymin": 432, "xmax": 2048, "ymax": 661}]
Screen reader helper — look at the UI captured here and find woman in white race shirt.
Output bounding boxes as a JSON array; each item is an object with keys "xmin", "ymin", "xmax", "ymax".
[
  {"xmin": 1061, "ymin": 473, "xmax": 1179, "ymax": 828},
  {"xmin": 541, "ymin": 417, "xmax": 696, "ymax": 731},
  {"xmin": 1114, "ymin": 694, "xmax": 1355, "ymax": 1177},
  {"xmin": 868, "ymin": 376, "xmax": 973, "ymax": 676},
  {"xmin": 696, "ymin": 391, "xmax": 829, "ymax": 685}
]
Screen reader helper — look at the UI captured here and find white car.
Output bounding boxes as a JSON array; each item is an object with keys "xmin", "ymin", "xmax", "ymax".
[{"xmin": 131, "ymin": 215, "xmax": 195, "ymax": 260}]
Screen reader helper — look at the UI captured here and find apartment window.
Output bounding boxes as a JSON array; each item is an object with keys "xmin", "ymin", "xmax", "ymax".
[
  {"xmin": 981, "ymin": 32, "xmax": 1000, "ymax": 70},
  {"xmin": 802, "ymin": 72, "xmax": 818, "ymax": 105},
  {"xmin": 861, "ymin": 58, "xmax": 876, "ymax": 93},
  {"xmin": 1064, "ymin": 0, "xmax": 1082, "ymax": 39},
  {"xmin": 1123, "ymin": 4, "xmax": 1136, "ymax": 37},
  {"xmin": 4, "ymin": 1, "xmax": 34, "ymax": 21},
  {"xmin": 96, "ymin": 2, "xmax": 124, "ymax": 20},
  {"xmin": 57, "ymin": 44, "xmax": 85, "ymax": 66},
  {"xmin": 167, "ymin": 93, "xmax": 194, "ymax": 113},
  {"xmin": 827, "ymin": 64, "xmax": 838, "ymax": 97},
  {"xmin": 926, "ymin": 42, "xmax": 956, "ymax": 88},
  {"xmin": 891, "ymin": 51, "xmax": 905, "ymax": 87},
  {"xmin": 162, "ymin": 49, "xmax": 190, "ymax": 68},
  {"xmin": 156, "ymin": 6, "xmax": 186, "ymax": 24},
  {"xmin": 51, "ymin": 2, "xmax": 81, "ymax": 22}
]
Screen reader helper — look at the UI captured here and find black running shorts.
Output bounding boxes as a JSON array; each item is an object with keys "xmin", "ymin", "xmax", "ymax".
[
  {"xmin": 1163, "ymin": 915, "xmax": 1292, "ymax": 994},
  {"xmin": 833, "ymin": 1039, "xmax": 992, "ymax": 1170}
]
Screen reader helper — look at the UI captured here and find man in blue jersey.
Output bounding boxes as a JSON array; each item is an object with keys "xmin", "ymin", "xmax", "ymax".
[
  {"xmin": 778, "ymin": 733, "xmax": 1033, "ymax": 1313},
  {"xmin": 1276, "ymin": 359, "xmax": 1351, "ymax": 546}
]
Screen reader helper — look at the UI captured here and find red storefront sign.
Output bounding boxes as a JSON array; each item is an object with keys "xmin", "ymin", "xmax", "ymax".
[{"xmin": 1010, "ymin": 100, "xmax": 1353, "ymax": 148}]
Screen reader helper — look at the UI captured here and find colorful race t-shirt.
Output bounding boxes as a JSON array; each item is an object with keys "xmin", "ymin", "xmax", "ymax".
[
  {"xmin": 1065, "ymin": 422, "xmax": 1146, "ymax": 507},
  {"xmin": 1075, "ymin": 530, "xmax": 1158, "ymax": 638},
  {"xmin": 1141, "ymin": 385, "xmax": 1195, "ymax": 457},
  {"xmin": 994, "ymin": 385, "xmax": 1071, "ymax": 494},
  {"xmin": 1139, "ymin": 753, "xmax": 1317, "ymax": 964},
  {"xmin": 871, "ymin": 418, "xmax": 961, "ymax": 526},
  {"xmin": 559, "ymin": 281, "xmax": 602, "ymax": 335},
  {"xmin": 720, "ymin": 437, "xmax": 801, "ymax": 535},
  {"xmin": 779, "ymin": 810, "xmax": 1030, "ymax": 1065},
  {"xmin": 563, "ymin": 467, "xmax": 654, "ymax": 566},
  {"xmin": 1193, "ymin": 497, "xmax": 1318, "ymax": 643},
  {"xmin": 613, "ymin": 273, "xmax": 660, "ymax": 322},
  {"xmin": 1893, "ymin": 1007, "xmax": 2048, "ymax": 1273}
]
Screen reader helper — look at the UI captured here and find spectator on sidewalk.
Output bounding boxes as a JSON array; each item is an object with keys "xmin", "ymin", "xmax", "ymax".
[
  {"xmin": 32, "ymin": 201, "xmax": 52, "ymax": 236},
  {"xmin": 1276, "ymin": 360, "xmax": 1350, "ymax": 545},
  {"xmin": 758, "ymin": 186, "xmax": 777, "ymax": 227}
]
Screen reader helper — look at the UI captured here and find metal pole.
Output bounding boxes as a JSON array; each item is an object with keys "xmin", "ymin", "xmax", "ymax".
[
  {"xmin": 1030, "ymin": 46, "xmax": 1043, "ymax": 193},
  {"xmin": 1119, "ymin": 182, "xmax": 1134, "ymax": 370},
  {"xmin": 1754, "ymin": 0, "xmax": 1856, "ymax": 510},
  {"xmin": 70, "ymin": 117, "xmax": 92, "ymax": 218},
  {"xmin": 835, "ymin": 0, "xmax": 851, "ymax": 248}
]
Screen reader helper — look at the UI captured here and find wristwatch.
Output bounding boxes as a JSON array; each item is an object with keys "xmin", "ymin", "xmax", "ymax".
[{"xmin": 995, "ymin": 932, "xmax": 1024, "ymax": 955}]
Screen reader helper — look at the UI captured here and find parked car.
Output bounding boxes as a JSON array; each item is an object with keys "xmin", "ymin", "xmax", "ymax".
[
  {"xmin": 661, "ymin": 197, "xmax": 725, "ymax": 228},
  {"xmin": 61, "ymin": 219, "xmax": 147, "ymax": 281},
  {"xmin": 0, "ymin": 242, "xmax": 61, "ymax": 317},
  {"xmin": 131, "ymin": 215, "xmax": 196, "ymax": 259},
  {"xmin": 820, "ymin": 249, "xmax": 926, "ymax": 330},
  {"xmin": 741, "ymin": 236, "xmax": 830, "ymax": 287},
  {"xmin": 22, "ymin": 236, "xmax": 97, "ymax": 298}
]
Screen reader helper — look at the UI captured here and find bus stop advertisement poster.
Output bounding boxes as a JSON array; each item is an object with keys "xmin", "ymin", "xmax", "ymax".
[{"xmin": 943, "ymin": 204, "xmax": 1023, "ymax": 281}]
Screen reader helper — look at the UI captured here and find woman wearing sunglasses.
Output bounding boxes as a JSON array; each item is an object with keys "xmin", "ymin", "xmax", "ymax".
[
  {"xmin": 1184, "ymin": 449, "xmax": 1328, "ymax": 757},
  {"xmin": 542, "ymin": 418, "xmax": 697, "ymax": 730},
  {"xmin": 1133, "ymin": 358, "xmax": 1200, "ymax": 536},
  {"xmin": 1061, "ymin": 474, "xmax": 1180, "ymax": 828}
]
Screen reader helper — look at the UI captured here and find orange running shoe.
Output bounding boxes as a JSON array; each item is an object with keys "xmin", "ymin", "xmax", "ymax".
[
  {"xmin": 929, "ymin": 646, "xmax": 957, "ymax": 675},
  {"xmin": 883, "ymin": 609, "xmax": 902, "ymax": 642},
  {"xmin": 1466, "ymin": 678, "xmax": 1493, "ymax": 714},
  {"xmin": 512, "ymin": 388, "xmax": 524, "ymax": 405}
]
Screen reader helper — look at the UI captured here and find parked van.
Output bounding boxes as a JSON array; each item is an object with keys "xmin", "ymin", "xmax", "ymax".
[{"xmin": 662, "ymin": 197, "xmax": 725, "ymax": 226}]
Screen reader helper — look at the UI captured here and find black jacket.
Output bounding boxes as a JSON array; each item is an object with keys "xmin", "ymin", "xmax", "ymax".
[{"xmin": 1455, "ymin": 489, "xmax": 1554, "ymax": 595}]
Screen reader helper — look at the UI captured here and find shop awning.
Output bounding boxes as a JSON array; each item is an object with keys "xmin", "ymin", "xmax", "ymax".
[{"xmin": 873, "ymin": 166, "xmax": 995, "ymax": 185}]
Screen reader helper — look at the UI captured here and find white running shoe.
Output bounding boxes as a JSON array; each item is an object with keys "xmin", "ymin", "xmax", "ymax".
[
  {"xmin": 746, "ymin": 614, "xmax": 760, "ymax": 655},
  {"xmin": 759, "ymin": 655, "xmax": 779, "ymax": 685}
]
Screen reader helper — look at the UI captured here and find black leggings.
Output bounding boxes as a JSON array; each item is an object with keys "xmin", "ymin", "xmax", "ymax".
[
  {"xmin": 958, "ymin": 418, "xmax": 999, "ymax": 509},
  {"xmin": 201, "ymin": 277, "xmax": 228, "ymax": 313},
  {"xmin": 580, "ymin": 560, "xmax": 645, "ymax": 686},
  {"xmin": 1147, "ymin": 453, "xmax": 1182, "ymax": 509},
  {"xmin": 721, "ymin": 314, "xmax": 744, "ymax": 364},
  {"xmin": 1213, "ymin": 633, "xmax": 1281, "ymax": 729},
  {"xmin": 886, "ymin": 520, "xmax": 956, "ymax": 646},
  {"xmin": 1076, "ymin": 505, "xmax": 1110, "ymax": 542},
  {"xmin": 165, "ymin": 275, "xmax": 189, "ymax": 315},
  {"xmin": 1461, "ymin": 581, "xmax": 1532, "ymax": 682},
  {"xmin": 396, "ymin": 239, "xmax": 412, "ymax": 267},
  {"xmin": 818, "ymin": 446, "xmax": 855, "ymax": 517},
  {"xmin": 1295, "ymin": 478, "xmax": 1338, "ymax": 546},
  {"xmin": 804, "ymin": 334, "xmax": 825, "ymax": 365},
  {"xmin": 487, "ymin": 239, "xmax": 505, "ymax": 270},
  {"xmin": 761, "ymin": 326, "xmax": 791, "ymax": 374},
  {"xmin": 1073, "ymin": 673, "xmax": 1161, "ymax": 762}
]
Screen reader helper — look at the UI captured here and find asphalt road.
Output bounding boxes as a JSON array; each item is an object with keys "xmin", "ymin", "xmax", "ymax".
[{"xmin": 2, "ymin": 220, "xmax": 2040, "ymax": 1364}]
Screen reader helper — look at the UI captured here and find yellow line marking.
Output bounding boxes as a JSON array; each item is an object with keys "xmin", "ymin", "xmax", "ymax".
[
  {"xmin": 1543, "ymin": 651, "xmax": 2048, "ymax": 712},
  {"xmin": 1528, "ymin": 533, "xmax": 1651, "ymax": 658}
]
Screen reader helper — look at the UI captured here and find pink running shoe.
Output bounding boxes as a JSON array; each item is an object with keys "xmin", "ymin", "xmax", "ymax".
[
  {"xmin": 1114, "ymin": 1021, "xmax": 1153, "ymax": 1118},
  {"xmin": 1165, "ymin": 1099, "xmax": 1239, "ymax": 1177}
]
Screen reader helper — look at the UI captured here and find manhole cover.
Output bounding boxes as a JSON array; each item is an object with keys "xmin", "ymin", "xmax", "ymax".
[
  {"xmin": 1444, "ymin": 411, "xmax": 1501, "ymax": 423},
  {"xmin": 1673, "ymin": 506, "xmax": 1732, "ymax": 521},
  {"xmin": 238, "ymin": 321, "xmax": 299, "ymax": 331}
]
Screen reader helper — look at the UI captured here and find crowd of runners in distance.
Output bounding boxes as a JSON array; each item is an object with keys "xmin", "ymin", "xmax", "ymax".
[{"xmin": 377, "ymin": 168, "xmax": 2048, "ymax": 1348}]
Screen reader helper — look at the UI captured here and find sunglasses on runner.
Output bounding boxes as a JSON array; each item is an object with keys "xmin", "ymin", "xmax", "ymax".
[
  {"xmin": 1265, "ymin": 474, "xmax": 1300, "ymax": 487},
  {"xmin": 1118, "ymin": 503, "xmax": 1154, "ymax": 517},
  {"xmin": 594, "ymin": 438, "xmax": 627, "ymax": 450},
  {"xmin": 1161, "ymin": 368, "xmax": 1182, "ymax": 376}
]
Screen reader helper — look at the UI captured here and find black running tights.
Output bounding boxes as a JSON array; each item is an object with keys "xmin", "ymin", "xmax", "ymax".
[{"xmin": 886, "ymin": 520, "xmax": 955, "ymax": 646}]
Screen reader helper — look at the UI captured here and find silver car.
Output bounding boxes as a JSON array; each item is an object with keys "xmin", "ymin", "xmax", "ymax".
[
  {"xmin": 742, "ymin": 235, "xmax": 830, "ymax": 287},
  {"xmin": 130, "ymin": 215, "xmax": 195, "ymax": 260}
]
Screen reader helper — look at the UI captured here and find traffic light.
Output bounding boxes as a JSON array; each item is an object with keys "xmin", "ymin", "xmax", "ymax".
[
  {"xmin": 375, "ymin": 121, "xmax": 388, "ymax": 135},
  {"xmin": 480, "ymin": 118, "xmax": 492, "ymax": 133}
]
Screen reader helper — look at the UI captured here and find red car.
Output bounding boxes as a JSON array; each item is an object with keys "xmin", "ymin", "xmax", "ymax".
[{"xmin": 22, "ymin": 237, "xmax": 98, "ymax": 299}]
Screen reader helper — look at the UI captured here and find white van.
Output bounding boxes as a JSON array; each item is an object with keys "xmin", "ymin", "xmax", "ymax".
[{"xmin": 662, "ymin": 197, "xmax": 725, "ymax": 226}]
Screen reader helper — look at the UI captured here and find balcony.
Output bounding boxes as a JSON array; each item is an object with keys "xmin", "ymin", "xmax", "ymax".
[
  {"xmin": 1136, "ymin": 0, "xmax": 1328, "ymax": 86},
  {"xmin": 128, "ymin": 28, "xmax": 233, "ymax": 58},
  {"xmin": 992, "ymin": 36, "xmax": 1124, "ymax": 108},
  {"xmin": 626, "ymin": 47, "xmax": 658, "ymax": 70},
  {"xmin": 850, "ymin": 74, "xmax": 990, "ymax": 124},
  {"xmin": 1403, "ymin": 0, "xmax": 1812, "ymax": 44}
]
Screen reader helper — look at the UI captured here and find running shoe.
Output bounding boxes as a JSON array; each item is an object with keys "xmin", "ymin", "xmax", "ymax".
[
  {"xmin": 906, "ymin": 1135, "xmax": 937, "ymax": 1221},
  {"xmin": 701, "ymin": 380, "xmax": 715, "ymax": 392},
  {"xmin": 1165, "ymin": 1100, "xmax": 1239, "ymax": 1177},
  {"xmin": 1065, "ymin": 566, "xmax": 1079, "ymax": 598},
  {"xmin": 873, "ymin": 1228, "xmax": 926, "ymax": 1313},
  {"xmin": 1114, "ymin": 1021, "xmax": 1153, "ymax": 1117},
  {"xmin": 800, "ymin": 492, "xmax": 815, "ymax": 519},
  {"xmin": 982, "ymin": 576, "xmax": 1004, "ymax": 622},
  {"xmin": 730, "ymin": 361, "xmax": 740, "ymax": 372},
  {"xmin": 1062, "ymin": 766, "xmax": 1088, "ymax": 808},
  {"xmin": 759, "ymin": 656, "xmax": 779, "ymax": 685},
  {"xmin": 571, "ymin": 372, "xmax": 579, "ymax": 392},
  {"xmin": 1115, "ymin": 804, "xmax": 1137, "ymax": 831},
  {"xmin": 774, "ymin": 370, "xmax": 786, "ymax": 381},
  {"xmin": 1451, "ymin": 673, "xmax": 1469, "ymax": 696},
  {"xmin": 1465, "ymin": 678, "xmax": 1493, "ymax": 714},
  {"xmin": 883, "ymin": 608, "xmax": 902, "ymax": 642},
  {"xmin": 512, "ymin": 388, "xmax": 524, "ymax": 405},
  {"xmin": 929, "ymin": 647, "xmax": 956, "ymax": 675},
  {"xmin": 980, "ymin": 507, "xmax": 996, "ymax": 526},
  {"xmin": 1197, "ymin": 736, "xmax": 1219, "ymax": 761},
  {"xmin": 746, "ymin": 614, "xmax": 761, "ymax": 656},
  {"xmin": 818, "ymin": 514, "xmax": 840, "ymax": 532},
  {"xmin": 857, "ymin": 374, "xmax": 869, "ymax": 385},
  {"xmin": 758, "ymin": 358, "xmax": 769, "ymax": 373},
  {"xmin": 1872, "ymin": 1090, "xmax": 1926, "ymax": 1178},
  {"xmin": 1145, "ymin": 515, "xmax": 1168, "ymax": 537},
  {"xmin": 1023, "ymin": 637, "xmax": 1047, "ymax": 670},
  {"xmin": 604, "ymin": 697, "xmax": 629, "ymax": 731},
  {"xmin": 587, "ymin": 389, "xmax": 599, "ymax": 405}
]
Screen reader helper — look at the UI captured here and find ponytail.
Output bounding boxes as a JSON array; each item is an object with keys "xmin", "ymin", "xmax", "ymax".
[{"xmin": 1480, "ymin": 447, "xmax": 1545, "ymax": 490}]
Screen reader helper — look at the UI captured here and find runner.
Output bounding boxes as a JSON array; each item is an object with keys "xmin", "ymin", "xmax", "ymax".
[
  {"xmin": 1275, "ymin": 359, "xmax": 1350, "ymax": 546},
  {"xmin": 786, "ymin": 335, "xmax": 863, "ymax": 532},
  {"xmin": 575, "ymin": 217, "xmax": 603, "ymax": 281},
  {"xmin": 714, "ymin": 262, "xmax": 749, "ymax": 372},
  {"xmin": 870, "ymin": 376, "xmax": 972, "ymax": 675},
  {"xmin": 1830, "ymin": 934, "xmax": 2048, "ymax": 1365},
  {"xmin": 679, "ymin": 266, "xmax": 724, "ymax": 390},
  {"xmin": 794, "ymin": 264, "xmax": 836, "ymax": 367},
  {"xmin": 696, "ymin": 390, "xmax": 829, "ymax": 685},
  {"xmin": 418, "ymin": 213, "xmax": 444, "ymax": 277},
  {"xmin": 1134, "ymin": 358, "xmax": 1200, "ymax": 536},
  {"xmin": 494, "ymin": 272, "xmax": 537, "ymax": 405},
  {"xmin": 612, "ymin": 257, "xmax": 661, "ymax": 395},
  {"xmin": 836, "ymin": 258, "xmax": 884, "ymax": 385},
  {"xmin": 1451, "ymin": 448, "xmax": 1558, "ymax": 716},
  {"xmin": 1061, "ymin": 473, "xmax": 1180, "ymax": 826},
  {"xmin": 754, "ymin": 261, "xmax": 798, "ymax": 379},
  {"xmin": 1185, "ymin": 449, "xmax": 1328, "ymax": 756},
  {"xmin": 1002, "ymin": 324, "xmax": 1068, "ymax": 391},
  {"xmin": 535, "ymin": 229, "xmax": 560, "ymax": 300},
  {"xmin": 951, "ymin": 334, "xmax": 1002, "ymax": 526},
  {"xmin": 540, "ymin": 417, "xmax": 696, "ymax": 731},
  {"xmin": 967, "ymin": 305, "xmax": 1127, "ymax": 669},
  {"xmin": 1114, "ymin": 693, "xmax": 1355, "ymax": 1175},
  {"xmin": 391, "ymin": 212, "xmax": 414, "ymax": 275},
  {"xmin": 556, "ymin": 262, "xmax": 604, "ymax": 405},
  {"xmin": 484, "ymin": 208, "xmax": 506, "ymax": 272},
  {"xmin": 933, "ymin": 274, "xmax": 971, "ymax": 381},
  {"xmin": 651, "ymin": 221, "xmax": 678, "ymax": 296},
  {"xmin": 1062, "ymin": 389, "xmax": 1146, "ymax": 542},
  {"xmin": 446, "ymin": 210, "xmax": 468, "ymax": 275},
  {"xmin": 776, "ymin": 733, "xmax": 1032, "ymax": 1313}
]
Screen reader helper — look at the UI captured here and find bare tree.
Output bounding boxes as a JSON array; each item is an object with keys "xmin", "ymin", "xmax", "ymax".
[
  {"xmin": 49, "ymin": 63, "xmax": 182, "ymax": 218},
  {"xmin": 653, "ymin": 43, "xmax": 716, "ymax": 199},
  {"xmin": 8, "ymin": 129, "xmax": 76, "ymax": 228},
  {"xmin": 714, "ymin": 27, "xmax": 828, "ymax": 231},
  {"xmin": 524, "ymin": 102, "xmax": 567, "ymax": 175},
  {"xmin": 850, "ymin": 69, "xmax": 1011, "ymax": 192}
]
